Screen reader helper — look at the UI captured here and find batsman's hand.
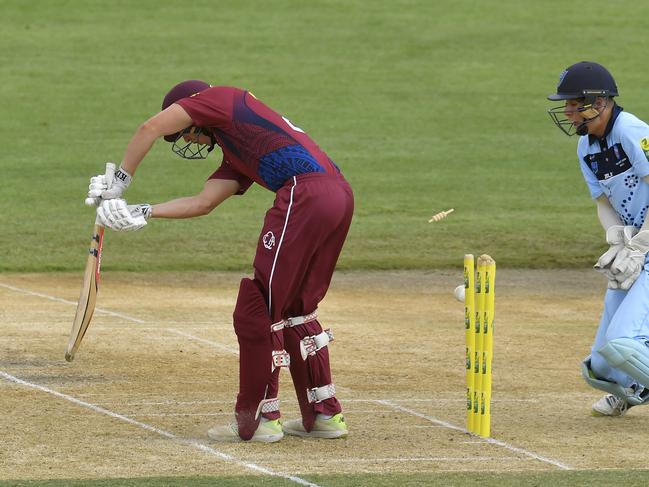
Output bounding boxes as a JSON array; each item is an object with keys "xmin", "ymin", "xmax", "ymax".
[
  {"xmin": 594, "ymin": 226, "xmax": 638, "ymax": 289},
  {"xmin": 101, "ymin": 166, "xmax": 132, "ymax": 200},
  {"xmin": 86, "ymin": 164, "xmax": 131, "ymax": 205},
  {"xmin": 97, "ymin": 199, "xmax": 152, "ymax": 232},
  {"xmin": 86, "ymin": 175, "xmax": 107, "ymax": 206},
  {"xmin": 610, "ymin": 229, "xmax": 649, "ymax": 290}
]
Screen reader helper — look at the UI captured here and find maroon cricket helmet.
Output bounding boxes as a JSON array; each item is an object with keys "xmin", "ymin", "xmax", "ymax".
[{"xmin": 162, "ymin": 80, "xmax": 211, "ymax": 142}]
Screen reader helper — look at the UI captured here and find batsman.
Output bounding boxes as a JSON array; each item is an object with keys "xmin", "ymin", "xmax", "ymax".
[
  {"xmin": 88, "ymin": 81, "xmax": 353, "ymax": 442},
  {"xmin": 548, "ymin": 62, "xmax": 649, "ymax": 416}
]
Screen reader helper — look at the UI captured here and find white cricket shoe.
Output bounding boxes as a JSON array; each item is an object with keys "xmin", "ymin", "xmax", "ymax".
[
  {"xmin": 282, "ymin": 413, "xmax": 348, "ymax": 438},
  {"xmin": 207, "ymin": 418, "xmax": 283, "ymax": 443},
  {"xmin": 592, "ymin": 394, "xmax": 632, "ymax": 417}
]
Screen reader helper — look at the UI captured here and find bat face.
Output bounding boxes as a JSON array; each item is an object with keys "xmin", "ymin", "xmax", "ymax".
[{"xmin": 65, "ymin": 225, "xmax": 104, "ymax": 362}]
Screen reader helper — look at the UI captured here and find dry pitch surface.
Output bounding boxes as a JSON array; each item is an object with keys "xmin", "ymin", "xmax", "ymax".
[{"xmin": 0, "ymin": 270, "xmax": 645, "ymax": 482}]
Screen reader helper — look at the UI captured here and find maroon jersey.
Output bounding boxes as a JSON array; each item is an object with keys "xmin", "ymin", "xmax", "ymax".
[{"xmin": 175, "ymin": 87, "xmax": 341, "ymax": 193}]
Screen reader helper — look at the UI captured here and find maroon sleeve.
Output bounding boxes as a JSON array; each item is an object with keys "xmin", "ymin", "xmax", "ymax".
[
  {"xmin": 175, "ymin": 86, "xmax": 237, "ymax": 128},
  {"xmin": 208, "ymin": 158, "xmax": 254, "ymax": 195}
]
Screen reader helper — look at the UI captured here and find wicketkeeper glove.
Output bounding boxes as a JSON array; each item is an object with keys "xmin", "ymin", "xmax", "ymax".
[
  {"xmin": 97, "ymin": 199, "xmax": 151, "ymax": 232},
  {"xmin": 594, "ymin": 226, "xmax": 638, "ymax": 289},
  {"xmin": 610, "ymin": 229, "xmax": 649, "ymax": 290}
]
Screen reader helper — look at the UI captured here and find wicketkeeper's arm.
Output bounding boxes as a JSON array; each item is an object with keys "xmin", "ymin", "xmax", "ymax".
[
  {"xmin": 596, "ymin": 195, "xmax": 624, "ymax": 230},
  {"xmin": 593, "ymin": 196, "xmax": 634, "ymax": 288},
  {"xmin": 151, "ymin": 178, "xmax": 241, "ymax": 219}
]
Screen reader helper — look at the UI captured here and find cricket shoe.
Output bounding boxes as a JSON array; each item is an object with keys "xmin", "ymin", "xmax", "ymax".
[
  {"xmin": 207, "ymin": 418, "xmax": 283, "ymax": 443},
  {"xmin": 591, "ymin": 394, "xmax": 633, "ymax": 417},
  {"xmin": 282, "ymin": 413, "xmax": 348, "ymax": 439}
]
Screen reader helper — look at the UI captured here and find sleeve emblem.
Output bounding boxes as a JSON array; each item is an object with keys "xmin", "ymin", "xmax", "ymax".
[{"xmin": 640, "ymin": 137, "xmax": 649, "ymax": 159}]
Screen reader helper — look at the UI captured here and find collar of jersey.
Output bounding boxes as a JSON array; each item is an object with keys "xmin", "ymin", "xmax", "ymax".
[{"xmin": 588, "ymin": 103, "xmax": 624, "ymax": 145}]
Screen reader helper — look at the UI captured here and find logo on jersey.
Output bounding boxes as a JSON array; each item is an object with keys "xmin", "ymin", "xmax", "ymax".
[
  {"xmin": 641, "ymin": 137, "xmax": 649, "ymax": 160},
  {"xmin": 262, "ymin": 231, "xmax": 276, "ymax": 250},
  {"xmin": 585, "ymin": 144, "xmax": 631, "ymax": 181}
]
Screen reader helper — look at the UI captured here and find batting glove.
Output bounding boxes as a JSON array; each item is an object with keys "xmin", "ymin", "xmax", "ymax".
[
  {"xmin": 594, "ymin": 226, "xmax": 638, "ymax": 289},
  {"xmin": 97, "ymin": 199, "xmax": 151, "ymax": 232},
  {"xmin": 611, "ymin": 229, "xmax": 649, "ymax": 290},
  {"xmin": 100, "ymin": 166, "xmax": 132, "ymax": 200}
]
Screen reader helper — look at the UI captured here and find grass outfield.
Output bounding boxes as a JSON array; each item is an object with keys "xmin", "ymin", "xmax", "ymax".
[
  {"xmin": 4, "ymin": 471, "xmax": 649, "ymax": 487},
  {"xmin": 3, "ymin": 0, "xmax": 649, "ymax": 271}
]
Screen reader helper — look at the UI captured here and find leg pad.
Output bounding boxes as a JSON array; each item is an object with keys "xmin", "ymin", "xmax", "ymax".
[{"xmin": 598, "ymin": 338, "xmax": 649, "ymax": 392}]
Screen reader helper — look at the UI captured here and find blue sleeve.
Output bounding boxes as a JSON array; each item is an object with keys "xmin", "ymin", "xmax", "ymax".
[
  {"xmin": 577, "ymin": 138, "xmax": 604, "ymax": 199},
  {"xmin": 618, "ymin": 122, "xmax": 649, "ymax": 178}
]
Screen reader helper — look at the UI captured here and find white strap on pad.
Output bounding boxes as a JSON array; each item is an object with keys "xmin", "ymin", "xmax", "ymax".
[
  {"xmin": 306, "ymin": 383, "xmax": 336, "ymax": 403},
  {"xmin": 300, "ymin": 328, "xmax": 334, "ymax": 360},
  {"xmin": 271, "ymin": 350, "xmax": 290, "ymax": 372},
  {"xmin": 270, "ymin": 310, "xmax": 318, "ymax": 332},
  {"xmin": 255, "ymin": 397, "xmax": 280, "ymax": 419}
]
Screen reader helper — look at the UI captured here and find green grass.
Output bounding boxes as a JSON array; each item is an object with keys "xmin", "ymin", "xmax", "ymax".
[
  {"xmin": 4, "ymin": 471, "xmax": 649, "ymax": 487},
  {"xmin": 2, "ymin": 0, "xmax": 648, "ymax": 271}
]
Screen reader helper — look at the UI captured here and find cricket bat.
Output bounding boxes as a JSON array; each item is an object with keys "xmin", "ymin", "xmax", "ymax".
[{"xmin": 65, "ymin": 162, "xmax": 115, "ymax": 362}]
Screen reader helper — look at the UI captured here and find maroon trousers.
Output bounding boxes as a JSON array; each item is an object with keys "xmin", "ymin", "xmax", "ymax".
[{"xmin": 233, "ymin": 172, "xmax": 353, "ymax": 440}]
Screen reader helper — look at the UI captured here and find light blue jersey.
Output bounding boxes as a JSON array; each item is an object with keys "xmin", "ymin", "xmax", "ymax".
[{"xmin": 578, "ymin": 106, "xmax": 649, "ymax": 227}]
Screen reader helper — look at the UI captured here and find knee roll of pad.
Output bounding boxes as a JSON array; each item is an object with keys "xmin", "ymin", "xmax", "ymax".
[{"xmin": 598, "ymin": 338, "xmax": 649, "ymax": 392}]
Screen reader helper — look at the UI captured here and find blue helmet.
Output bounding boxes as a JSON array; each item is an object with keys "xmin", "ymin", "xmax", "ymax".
[
  {"xmin": 547, "ymin": 62, "xmax": 618, "ymax": 136},
  {"xmin": 548, "ymin": 61, "xmax": 618, "ymax": 101}
]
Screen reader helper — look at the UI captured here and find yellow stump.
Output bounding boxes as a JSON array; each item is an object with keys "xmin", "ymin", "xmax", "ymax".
[
  {"xmin": 463, "ymin": 254, "xmax": 475, "ymax": 433},
  {"xmin": 479, "ymin": 255, "xmax": 496, "ymax": 437},
  {"xmin": 473, "ymin": 258, "xmax": 487, "ymax": 434}
]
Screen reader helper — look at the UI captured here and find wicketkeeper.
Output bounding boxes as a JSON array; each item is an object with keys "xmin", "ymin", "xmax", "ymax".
[
  {"xmin": 88, "ymin": 81, "xmax": 353, "ymax": 442},
  {"xmin": 548, "ymin": 62, "xmax": 649, "ymax": 416}
]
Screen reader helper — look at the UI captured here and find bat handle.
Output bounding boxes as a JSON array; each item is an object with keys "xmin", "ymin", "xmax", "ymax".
[
  {"xmin": 91, "ymin": 162, "xmax": 117, "ymax": 225},
  {"xmin": 105, "ymin": 162, "xmax": 116, "ymax": 191}
]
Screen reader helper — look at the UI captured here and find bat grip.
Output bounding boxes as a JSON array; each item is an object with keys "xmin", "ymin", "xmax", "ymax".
[{"xmin": 105, "ymin": 162, "xmax": 116, "ymax": 191}]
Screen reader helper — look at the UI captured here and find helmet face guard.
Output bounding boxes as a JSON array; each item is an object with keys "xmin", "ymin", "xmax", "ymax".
[
  {"xmin": 547, "ymin": 61, "xmax": 618, "ymax": 136},
  {"xmin": 547, "ymin": 90, "xmax": 610, "ymax": 136},
  {"xmin": 171, "ymin": 126, "xmax": 215, "ymax": 159}
]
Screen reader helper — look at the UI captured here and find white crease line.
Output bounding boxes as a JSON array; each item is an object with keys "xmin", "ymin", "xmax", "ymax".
[
  {"xmin": 0, "ymin": 281, "xmax": 566, "ymax": 470},
  {"xmin": 118, "ymin": 327, "xmax": 570, "ymax": 470},
  {"xmin": 95, "ymin": 399, "xmax": 235, "ymax": 406},
  {"xmin": 126, "ymin": 410, "xmax": 386, "ymax": 417},
  {"xmin": 0, "ymin": 371, "xmax": 320, "ymax": 487},
  {"xmin": 133, "ymin": 329, "xmax": 570, "ymax": 470},
  {"xmin": 0, "ymin": 282, "xmax": 146, "ymax": 323},
  {"xmin": 375, "ymin": 400, "xmax": 571, "ymax": 470},
  {"xmin": 343, "ymin": 398, "xmax": 539, "ymax": 404},
  {"xmin": 129, "ymin": 412, "xmax": 236, "ymax": 417},
  {"xmin": 90, "ymin": 398, "xmax": 536, "ymax": 407},
  {"xmin": 252, "ymin": 456, "xmax": 532, "ymax": 464}
]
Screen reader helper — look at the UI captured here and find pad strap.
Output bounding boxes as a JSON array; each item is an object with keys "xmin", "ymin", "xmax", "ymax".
[
  {"xmin": 271, "ymin": 349, "xmax": 290, "ymax": 372},
  {"xmin": 306, "ymin": 383, "xmax": 336, "ymax": 403},
  {"xmin": 270, "ymin": 310, "xmax": 318, "ymax": 332},
  {"xmin": 300, "ymin": 329, "xmax": 334, "ymax": 360},
  {"xmin": 254, "ymin": 397, "xmax": 280, "ymax": 420}
]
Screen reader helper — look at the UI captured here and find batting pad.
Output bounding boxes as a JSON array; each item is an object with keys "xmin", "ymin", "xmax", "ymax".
[{"xmin": 598, "ymin": 338, "xmax": 649, "ymax": 391}]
